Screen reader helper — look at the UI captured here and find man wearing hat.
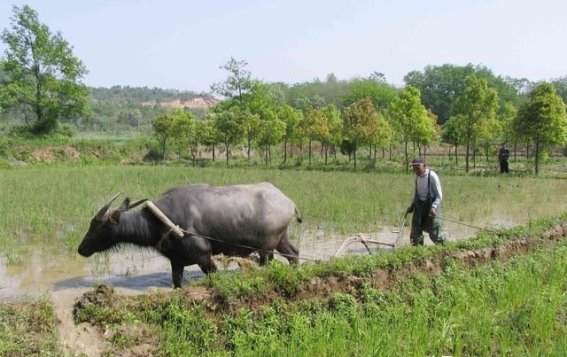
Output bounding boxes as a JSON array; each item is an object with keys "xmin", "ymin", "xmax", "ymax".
[{"xmin": 406, "ymin": 157, "xmax": 446, "ymax": 245}]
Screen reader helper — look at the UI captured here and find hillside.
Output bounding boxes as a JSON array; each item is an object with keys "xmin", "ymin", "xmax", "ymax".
[
  {"xmin": 90, "ymin": 85, "xmax": 219, "ymax": 109},
  {"xmin": 141, "ymin": 96, "xmax": 219, "ymax": 110},
  {"xmin": 84, "ymin": 86, "xmax": 219, "ymax": 132}
]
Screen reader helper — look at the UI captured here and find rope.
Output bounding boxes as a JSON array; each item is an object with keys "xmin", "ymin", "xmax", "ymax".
[
  {"xmin": 175, "ymin": 227, "xmax": 322, "ymax": 263},
  {"xmin": 437, "ymin": 217, "xmax": 499, "ymax": 234},
  {"xmin": 145, "ymin": 201, "xmax": 320, "ymax": 262}
]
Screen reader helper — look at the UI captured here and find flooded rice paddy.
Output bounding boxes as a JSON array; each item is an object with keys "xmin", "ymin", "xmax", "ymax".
[{"xmin": 0, "ymin": 221, "xmax": 510, "ymax": 301}]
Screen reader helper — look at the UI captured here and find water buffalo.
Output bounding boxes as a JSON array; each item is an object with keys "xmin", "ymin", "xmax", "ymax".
[{"xmin": 77, "ymin": 182, "xmax": 302, "ymax": 288}]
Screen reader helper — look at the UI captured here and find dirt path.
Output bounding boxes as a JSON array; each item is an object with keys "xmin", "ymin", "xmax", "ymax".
[{"xmin": 51, "ymin": 288, "xmax": 107, "ymax": 356}]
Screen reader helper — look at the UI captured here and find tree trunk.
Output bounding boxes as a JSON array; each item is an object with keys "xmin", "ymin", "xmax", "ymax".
[
  {"xmin": 455, "ymin": 145, "xmax": 459, "ymax": 166},
  {"xmin": 247, "ymin": 138, "xmax": 251, "ymax": 163},
  {"xmin": 535, "ymin": 141, "xmax": 540, "ymax": 174},
  {"xmin": 353, "ymin": 147, "xmax": 357, "ymax": 169},
  {"xmin": 225, "ymin": 143, "xmax": 230, "ymax": 166},
  {"xmin": 161, "ymin": 138, "xmax": 167, "ymax": 160},
  {"xmin": 526, "ymin": 143, "xmax": 530, "ymax": 161},
  {"xmin": 308, "ymin": 140, "xmax": 312, "ymax": 167},
  {"xmin": 404, "ymin": 140, "xmax": 409, "ymax": 173}
]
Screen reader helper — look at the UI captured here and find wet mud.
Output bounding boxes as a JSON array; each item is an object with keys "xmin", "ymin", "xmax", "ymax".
[{"xmin": 0, "ymin": 221, "xmax": 517, "ymax": 356}]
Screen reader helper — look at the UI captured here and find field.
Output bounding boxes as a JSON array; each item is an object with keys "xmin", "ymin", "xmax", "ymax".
[{"xmin": 1, "ymin": 161, "xmax": 567, "ymax": 356}]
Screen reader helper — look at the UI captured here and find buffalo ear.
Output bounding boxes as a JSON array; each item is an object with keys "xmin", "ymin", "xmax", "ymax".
[
  {"xmin": 110, "ymin": 209, "xmax": 122, "ymax": 224},
  {"xmin": 119, "ymin": 198, "xmax": 131, "ymax": 211}
]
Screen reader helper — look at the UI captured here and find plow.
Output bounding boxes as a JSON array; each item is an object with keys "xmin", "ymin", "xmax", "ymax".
[{"xmin": 334, "ymin": 212, "xmax": 409, "ymax": 257}]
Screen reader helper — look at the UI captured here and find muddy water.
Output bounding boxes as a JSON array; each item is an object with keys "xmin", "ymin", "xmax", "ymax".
[
  {"xmin": 0, "ymin": 223, "xmax": 512, "ymax": 356},
  {"xmin": 0, "ymin": 222, "xmax": 491, "ymax": 301}
]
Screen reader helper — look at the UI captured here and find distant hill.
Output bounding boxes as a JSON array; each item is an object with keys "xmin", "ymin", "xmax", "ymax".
[
  {"xmin": 141, "ymin": 96, "xmax": 219, "ymax": 110},
  {"xmin": 90, "ymin": 86, "xmax": 219, "ymax": 110},
  {"xmin": 82, "ymin": 86, "xmax": 220, "ymax": 132}
]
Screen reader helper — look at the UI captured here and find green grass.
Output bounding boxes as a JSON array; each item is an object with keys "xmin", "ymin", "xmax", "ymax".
[
  {"xmin": 71, "ymin": 214, "xmax": 567, "ymax": 356},
  {"xmin": 1, "ymin": 164, "xmax": 567, "ymax": 259},
  {"xmin": 0, "ymin": 298, "xmax": 62, "ymax": 356},
  {"xmin": 1, "ymin": 161, "xmax": 567, "ymax": 356}
]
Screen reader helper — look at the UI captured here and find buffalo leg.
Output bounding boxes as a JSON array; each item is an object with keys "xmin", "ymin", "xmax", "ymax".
[
  {"xmin": 277, "ymin": 232, "xmax": 299, "ymax": 264},
  {"xmin": 170, "ymin": 261, "xmax": 184, "ymax": 289},
  {"xmin": 258, "ymin": 250, "xmax": 274, "ymax": 265},
  {"xmin": 198, "ymin": 254, "xmax": 218, "ymax": 275}
]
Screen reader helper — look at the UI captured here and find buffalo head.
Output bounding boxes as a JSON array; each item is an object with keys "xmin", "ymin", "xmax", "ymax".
[{"xmin": 77, "ymin": 193, "xmax": 147, "ymax": 257}]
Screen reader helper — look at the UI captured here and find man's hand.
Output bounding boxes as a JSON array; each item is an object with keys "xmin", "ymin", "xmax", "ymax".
[
  {"xmin": 429, "ymin": 207, "xmax": 437, "ymax": 218},
  {"xmin": 406, "ymin": 206, "xmax": 414, "ymax": 214}
]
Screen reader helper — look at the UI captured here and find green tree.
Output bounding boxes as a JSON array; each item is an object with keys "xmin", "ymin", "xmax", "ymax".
[
  {"xmin": 283, "ymin": 75, "xmax": 350, "ymax": 109},
  {"xmin": 152, "ymin": 112, "xmax": 176, "ymax": 159},
  {"xmin": 170, "ymin": 109, "xmax": 195, "ymax": 159},
  {"xmin": 256, "ymin": 108, "xmax": 286, "ymax": 165},
  {"xmin": 214, "ymin": 107, "xmax": 244, "ymax": 166},
  {"xmin": 245, "ymin": 82, "xmax": 279, "ymax": 163},
  {"xmin": 453, "ymin": 75, "xmax": 499, "ymax": 172},
  {"xmin": 442, "ymin": 114, "xmax": 467, "ymax": 165},
  {"xmin": 210, "ymin": 57, "xmax": 255, "ymax": 107},
  {"xmin": 343, "ymin": 98, "xmax": 379, "ymax": 169},
  {"xmin": 0, "ymin": 5, "xmax": 89, "ymax": 134},
  {"xmin": 514, "ymin": 83, "xmax": 567, "ymax": 174},
  {"xmin": 197, "ymin": 116, "xmax": 220, "ymax": 162},
  {"xmin": 301, "ymin": 107, "xmax": 328, "ymax": 167},
  {"xmin": 342, "ymin": 77, "xmax": 397, "ymax": 111},
  {"xmin": 551, "ymin": 76, "xmax": 567, "ymax": 105},
  {"xmin": 321, "ymin": 104, "xmax": 343, "ymax": 165},
  {"xmin": 241, "ymin": 109, "xmax": 261, "ymax": 163},
  {"xmin": 404, "ymin": 64, "xmax": 517, "ymax": 125},
  {"xmin": 278, "ymin": 104, "xmax": 302, "ymax": 164},
  {"xmin": 415, "ymin": 110, "xmax": 438, "ymax": 156},
  {"xmin": 386, "ymin": 86, "xmax": 431, "ymax": 167},
  {"xmin": 498, "ymin": 102, "xmax": 517, "ymax": 145}
]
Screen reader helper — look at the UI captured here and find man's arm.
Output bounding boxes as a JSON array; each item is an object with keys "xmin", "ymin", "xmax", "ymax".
[{"xmin": 430, "ymin": 171, "xmax": 443, "ymax": 209}]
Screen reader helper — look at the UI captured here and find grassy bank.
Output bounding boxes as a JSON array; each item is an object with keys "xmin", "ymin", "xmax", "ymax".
[
  {"xmin": 0, "ymin": 299, "xmax": 62, "ymax": 356},
  {"xmin": 70, "ymin": 214, "xmax": 567, "ymax": 356}
]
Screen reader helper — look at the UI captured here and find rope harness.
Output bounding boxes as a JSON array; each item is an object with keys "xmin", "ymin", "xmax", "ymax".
[{"xmin": 144, "ymin": 201, "xmax": 321, "ymax": 263}]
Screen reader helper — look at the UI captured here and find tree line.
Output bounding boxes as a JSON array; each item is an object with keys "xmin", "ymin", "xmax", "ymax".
[
  {"xmin": 1, "ymin": 5, "xmax": 566, "ymax": 174},
  {"xmin": 154, "ymin": 57, "xmax": 567, "ymax": 174}
]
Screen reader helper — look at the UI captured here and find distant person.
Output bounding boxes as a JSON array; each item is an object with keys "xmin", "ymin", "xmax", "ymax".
[
  {"xmin": 406, "ymin": 157, "xmax": 447, "ymax": 246},
  {"xmin": 498, "ymin": 145, "xmax": 510, "ymax": 173}
]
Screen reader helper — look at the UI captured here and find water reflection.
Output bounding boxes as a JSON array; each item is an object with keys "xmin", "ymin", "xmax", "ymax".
[{"xmin": 0, "ymin": 246, "xmax": 202, "ymax": 300}]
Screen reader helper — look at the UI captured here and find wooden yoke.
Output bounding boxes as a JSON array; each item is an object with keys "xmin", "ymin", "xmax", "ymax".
[{"xmin": 145, "ymin": 201, "xmax": 184, "ymax": 238}]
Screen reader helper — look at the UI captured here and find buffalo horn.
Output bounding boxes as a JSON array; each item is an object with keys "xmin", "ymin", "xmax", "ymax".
[
  {"xmin": 118, "ymin": 197, "xmax": 148, "ymax": 211},
  {"xmin": 129, "ymin": 198, "xmax": 148, "ymax": 210},
  {"xmin": 95, "ymin": 192, "xmax": 121, "ymax": 220}
]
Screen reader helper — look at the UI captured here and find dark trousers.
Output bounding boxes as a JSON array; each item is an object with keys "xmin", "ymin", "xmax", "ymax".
[{"xmin": 410, "ymin": 200, "xmax": 446, "ymax": 245}]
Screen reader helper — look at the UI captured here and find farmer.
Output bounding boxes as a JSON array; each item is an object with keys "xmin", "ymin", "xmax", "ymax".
[
  {"xmin": 498, "ymin": 145, "xmax": 510, "ymax": 173},
  {"xmin": 406, "ymin": 157, "xmax": 447, "ymax": 246}
]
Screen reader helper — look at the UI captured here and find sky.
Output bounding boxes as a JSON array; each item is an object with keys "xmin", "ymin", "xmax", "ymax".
[{"xmin": 0, "ymin": 0, "xmax": 566, "ymax": 93}]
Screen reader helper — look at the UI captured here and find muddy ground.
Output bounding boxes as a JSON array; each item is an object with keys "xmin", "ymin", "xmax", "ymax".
[{"xmin": 0, "ymin": 222, "xmax": 518, "ymax": 356}]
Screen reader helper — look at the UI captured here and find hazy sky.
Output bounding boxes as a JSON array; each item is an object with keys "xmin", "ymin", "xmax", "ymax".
[{"xmin": 1, "ymin": 0, "xmax": 565, "ymax": 92}]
